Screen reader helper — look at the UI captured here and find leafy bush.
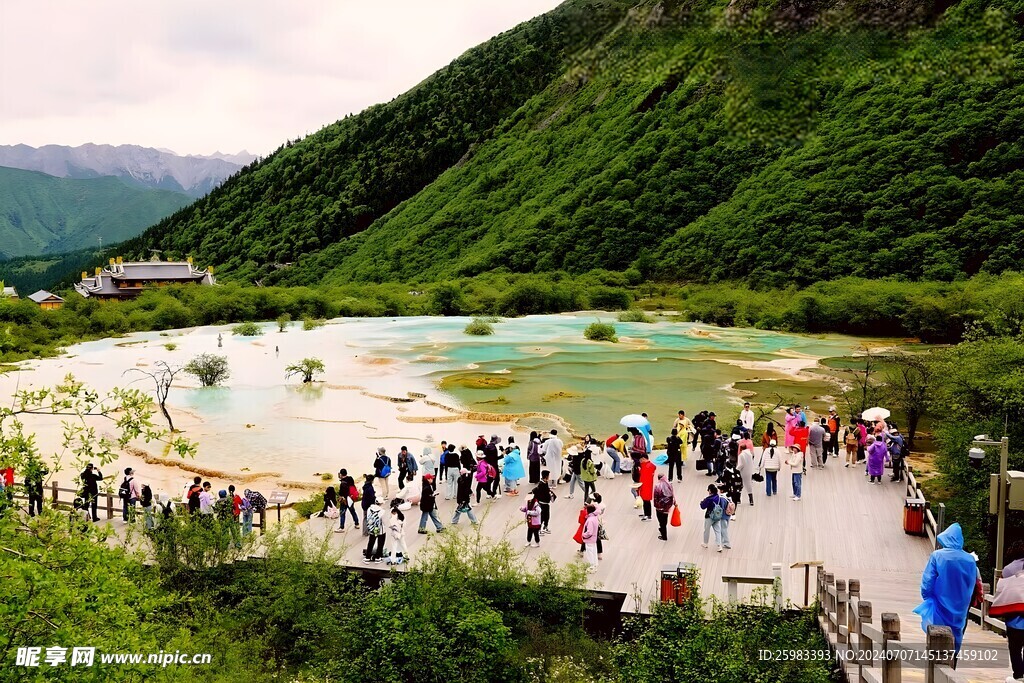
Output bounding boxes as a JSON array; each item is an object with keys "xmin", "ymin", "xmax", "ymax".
[
  {"xmin": 232, "ymin": 321, "xmax": 263, "ymax": 337},
  {"xmin": 617, "ymin": 309, "xmax": 654, "ymax": 323},
  {"xmin": 293, "ymin": 492, "xmax": 325, "ymax": 519},
  {"xmin": 183, "ymin": 353, "xmax": 230, "ymax": 387},
  {"xmin": 276, "ymin": 313, "xmax": 291, "ymax": 331},
  {"xmin": 464, "ymin": 318, "xmax": 495, "ymax": 336},
  {"xmin": 588, "ymin": 285, "xmax": 632, "ymax": 311},
  {"xmin": 584, "ymin": 322, "xmax": 617, "ymax": 342},
  {"xmin": 163, "ymin": 342, "xmax": 178, "ymax": 351},
  {"xmin": 302, "ymin": 317, "xmax": 326, "ymax": 331}
]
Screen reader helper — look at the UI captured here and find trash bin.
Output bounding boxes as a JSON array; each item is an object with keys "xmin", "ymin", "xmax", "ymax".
[
  {"xmin": 903, "ymin": 498, "xmax": 926, "ymax": 536},
  {"xmin": 660, "ymin": 562, "xmax": 696, "ymax": 604}
]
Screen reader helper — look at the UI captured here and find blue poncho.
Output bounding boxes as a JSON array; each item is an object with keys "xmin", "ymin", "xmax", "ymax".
[
  {"xmin": 912, "ymin": 523, "xmax": 978, "ymax": 650},
  {"xmin": 502, "ymin": 447, "xmax": 526, "ymax": 482}
]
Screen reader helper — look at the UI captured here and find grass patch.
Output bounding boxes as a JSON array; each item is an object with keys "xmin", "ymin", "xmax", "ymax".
[
  {"xmin": 464, "ymin": 318, "xmax": 495, "ymax": 335},
  {"xmin": 617, "ymin": 309, "xmax": 655, "ymax": 323},
  {"xmin": 232, "ymin": 322, "xmax": 263, "ymax": 337},
  {"xmin": 440, "ymin": 373, "xmax": 514, "ymax": 390}
]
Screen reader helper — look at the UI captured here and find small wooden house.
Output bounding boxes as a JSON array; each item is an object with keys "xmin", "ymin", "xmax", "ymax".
[
  {"xmin": 28, "ymin": 290, "xmax": 64, "ymax": 310},
  {"xmin": 1, "ymin": 285, "xmax": 17, "ymax": 300}
]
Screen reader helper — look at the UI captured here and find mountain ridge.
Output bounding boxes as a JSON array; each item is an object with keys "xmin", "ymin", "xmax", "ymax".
[
  {"xmin": 105, "ymin": 0, "xmax": 1024, "ymax": 286},
  {"xmin": 0, "ymin": 143, "xmax": 253, "ymax": 198},
  {"xmin": 0, "ymin": 167, "xmax": 191, "ymax": 259}
]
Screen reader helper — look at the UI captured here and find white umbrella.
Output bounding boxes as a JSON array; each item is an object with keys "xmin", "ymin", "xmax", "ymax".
[
  {"xmin": 620, "ymin": 414, "xmax": 648, "ymax": 428},
  {"xmin": 861, "ymin": 407, "xmax": 891, "ymax": 423}
]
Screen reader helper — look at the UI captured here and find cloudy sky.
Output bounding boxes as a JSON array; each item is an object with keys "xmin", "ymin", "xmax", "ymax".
[{"xmin": 0, "ymin": 1, "xmax": 563, "ymax": 156}]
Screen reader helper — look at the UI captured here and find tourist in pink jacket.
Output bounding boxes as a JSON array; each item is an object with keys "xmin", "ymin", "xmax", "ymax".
[{"xmin": 581, "ymin": 504, "xmax": 600, "ymax": 572}]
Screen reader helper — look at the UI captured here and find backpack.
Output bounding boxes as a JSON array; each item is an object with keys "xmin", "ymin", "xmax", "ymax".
[
  {"xmin": 486, "ymin": 463, "xmax": 497, "ymax": 479},
  {"xmin": 118, "ymin": 477, "xmax": 131, "ymax": 499},
  {"xmin": 378, "ymin": 456, "xmax": 392, "ymax": 478},
  {"xmin": 349, "ymin": 484, "xmax": 361, "ymax": 502},
  {"xmin": 710, "ymin": 497, "xmax": 725, "ymax": 522},
  {"xmin": 187, "ymin": 485, "xmax": 202, "ymax": 507},
  {"xmin": 725, "ymin": 499, "xmax": 736, "ymax": 516},
  {"xmin": 889, "ymin": 440, "xmax": 903, "ymax": 458}
]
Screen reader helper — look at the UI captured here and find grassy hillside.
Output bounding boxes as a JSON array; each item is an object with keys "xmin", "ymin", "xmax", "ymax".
[
  {"xmin": 120, "ymin": 0, "xmax": 1022, "ymax": 286},
  {"xmin": 0, "ymin": 167, "xmax": 190, "ymax": 259}
]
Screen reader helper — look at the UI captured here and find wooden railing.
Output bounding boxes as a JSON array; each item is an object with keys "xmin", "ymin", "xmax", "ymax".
[
  {"xmin": 815, "ymin": 567, "xmax": 975, "ymax": 683},
  {"xmin": 6, "ymin": 481, "xmax": 265, "ymax": 532},
  {"xmin": 722, "ymin": 562, "xmax": 783, "ymax": 610}
]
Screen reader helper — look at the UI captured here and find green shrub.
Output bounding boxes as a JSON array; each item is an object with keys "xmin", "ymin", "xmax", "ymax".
[
  {"xmin": 286, "ymin": 357, "xmax": 326, "ymax": 383},
  {"xmin": 302, "ymin": 317, "xmax": 326, "ymax": 331},
  {"xmin": 584, "ymin": 322, "xmax": 617, "ymax": 342},
  {"xmin": 163, "ymin": 343, "xmax": 178, "ymax": 351},
  {"xmin": 276, "ymin": 313, "xmax": 291, "ymax": 332},
  {"xmin": 588, "ymin": 285, "xmax": 632, "ymax": 311},
  {"xmin": 617, "ymin": 309, "xmax": 654, "ymax": 323},
  {"xmin": 464, "ymin": 318, "xmax": 495, "ymax": 336},
  {"xmin": 293, "ymin": 492, "xmax": 325, "ymax": 519},
  {"xmin": 232, "ymin": 321, "xmax": 263, "ymax": 337}
]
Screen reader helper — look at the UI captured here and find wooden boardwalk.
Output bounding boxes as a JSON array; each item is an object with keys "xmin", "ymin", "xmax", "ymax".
[
  {"xmin": 297, "ymin": 449, "xmax": 1010, "ymax": 682},
  {"xmin": 93, "ymin": 447, "xmax": 1010, "ymax": 681}
]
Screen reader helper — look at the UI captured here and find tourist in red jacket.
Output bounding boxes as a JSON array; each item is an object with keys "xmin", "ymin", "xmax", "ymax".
[{"xmin": 637, "ymin": 453, "xmax": 656, "ymax": 521}]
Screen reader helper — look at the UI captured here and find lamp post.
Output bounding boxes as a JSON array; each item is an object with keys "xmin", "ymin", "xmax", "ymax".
[{"xmin": 971, "ymin": 436, "xmax": 1010, "ymax": 586}]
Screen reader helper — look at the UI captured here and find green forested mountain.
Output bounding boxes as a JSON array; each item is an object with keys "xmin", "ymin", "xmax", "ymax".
[
  {"xmin": 0, "ymin": 167, "xmax": 190, "ymax": 260},
  {"xmin": 121, "ymin": 0, "xmax": 1024, "ymax": 287}
]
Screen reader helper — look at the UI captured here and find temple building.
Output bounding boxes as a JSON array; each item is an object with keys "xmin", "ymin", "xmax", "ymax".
[{"xmin": 75, "ymin": 257, "xmax": 216, "ymax": 301}]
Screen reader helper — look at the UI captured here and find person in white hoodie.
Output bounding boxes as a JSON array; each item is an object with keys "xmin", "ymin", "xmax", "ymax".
[
  {"xmin": 737, "ymin": 446, "xmax": 756, "ymax": 506},
  {"xmin": 543, "ymin": 429, "xmax": 564, "ymax": 486},
  {"xmin": 387, "ymin": 500, "xmax": 408, "ymax": 565},
  {"xmin": 786, "ymin": 446, "xmax": 805, "ymax": 501},
  {"xmin": 758, "ymin": 441, "xmax": 781, "ymax": 497}
]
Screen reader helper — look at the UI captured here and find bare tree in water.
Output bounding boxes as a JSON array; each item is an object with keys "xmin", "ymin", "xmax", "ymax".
[
  {"xmin": 834, "ymin": 346, "xmax": 882, "ymax": 420},
  {"xmin": 125, "ymin": 361, "xmax": 183, "ymax": 432}
]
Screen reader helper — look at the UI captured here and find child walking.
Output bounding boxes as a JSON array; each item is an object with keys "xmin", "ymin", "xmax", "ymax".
[{"xmin": 522, "ymin": 491, "xmax": 542, "ymax": 547}]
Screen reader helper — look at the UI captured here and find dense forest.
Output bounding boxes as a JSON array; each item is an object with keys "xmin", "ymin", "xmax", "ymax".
[{"xmin": 114, "ymin": 0, "xmax": 1023, "ymax": 288}]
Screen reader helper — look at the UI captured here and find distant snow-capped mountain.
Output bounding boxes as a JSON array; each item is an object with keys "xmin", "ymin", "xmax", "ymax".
[{"xmin": 0, "ymin": 144, "xmax": 257, "ymax": 198}]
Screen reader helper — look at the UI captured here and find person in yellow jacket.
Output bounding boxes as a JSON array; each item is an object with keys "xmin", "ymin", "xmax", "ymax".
[
  {"xmin": 604, "ymin": 432, "xmax": 628, "ymax": 475},
  {"xmin": 673, "ymin": 410, "xmax": 694, "ymax": 460}
]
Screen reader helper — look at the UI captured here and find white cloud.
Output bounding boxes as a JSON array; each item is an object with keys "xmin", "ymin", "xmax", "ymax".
[{"xmin": 0, "ymin": 0, "xmax": 563, "ymax": 155}]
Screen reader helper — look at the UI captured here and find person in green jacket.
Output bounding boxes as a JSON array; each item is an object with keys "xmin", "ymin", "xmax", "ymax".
[{"xmin": 580, "ymin": 448, "xmax": 598, "ymax": 500}]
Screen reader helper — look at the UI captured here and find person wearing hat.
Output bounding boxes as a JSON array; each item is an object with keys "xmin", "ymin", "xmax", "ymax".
[
  {"xmin": 451, "ymin": 469, "xmax": 478, "ymax": 526},
  {"xmin": 417, "ymin": 473, "xmax": 444, "ymax": 534},
  {"xmin": 888, "ymin": 427, "xmax": 906, "ymax": 482},
  {"xmin": 79, "ymin": 463, "xmax": 104, "ymax": 522},
  {"xmin": 739, "ymin": 402, "xmax": 755, "ymax": 434}
]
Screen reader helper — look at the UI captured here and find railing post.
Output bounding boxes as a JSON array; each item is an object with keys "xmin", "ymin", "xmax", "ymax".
[
  {"xmin": 881, "ymin": 612, "xmax": 901, "ymax": 683},
  {"xmin": 980, "ymin": 582, "xmax": 991, "ymax": 632},
  {"xmin": 106, "ymin": 493, "xmax": 113, "ymax": 519},
  {"xmin": 825, "ymin": 573, "xmax": 836, "ymax": 633},
  {"xmin": 727, "ymin": 580, "xmax": 738, "ymax": 603},
  {"xmin": 848, "ymin": 579, "xmax": 860, "ymax": 648},
  {"xmin": 817, "ymin": 566, "xmax": 826, "ymax": 607},
  {"xmin": 835, "ymin": 579, "xmax": 848, "ymax": 644},
  {"xmin": 772, "ymin": 562, "xmax": 783, "ymax": 612},
  {"xmin": 51, "ymin": 481, "xmax": 59, "ymax": 506},
  {"xmin": 857, "ymin": 602, "xmax": 873, "ymax": 683},
  {"xmin": 924, "ymin": 625, "xmax": 954, "ymax": 683},
  {"xmin": 936, "ymin": 503, "xmax": 945, "ymax": 537},
  {"xmin": 258, "ymin": 510, "xmax": 265, "ymax": 533}
]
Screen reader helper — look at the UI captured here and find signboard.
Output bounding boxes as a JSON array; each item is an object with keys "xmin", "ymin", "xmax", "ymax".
[{"xmin": 268, "ymin": 490, "xmax": 290, "ymax": 505}]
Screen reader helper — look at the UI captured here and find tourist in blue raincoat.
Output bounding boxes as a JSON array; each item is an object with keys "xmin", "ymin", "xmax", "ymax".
[
  {"xmin": 502, "ymin": 442, "xmax": 525, "ymax": 496},
  {"xmin": 913, "ymin": 523, "xmax": 979, "ymax": 653}
]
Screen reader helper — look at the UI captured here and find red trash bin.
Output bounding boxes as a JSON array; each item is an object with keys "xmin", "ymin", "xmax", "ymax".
[
  {"xmin": 660, "ymin": 563, "xmax": 696, "ymax": 604},
  {"xmin": 903, "ymin": 498, "xmax": 926, "ymax": 536}
]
